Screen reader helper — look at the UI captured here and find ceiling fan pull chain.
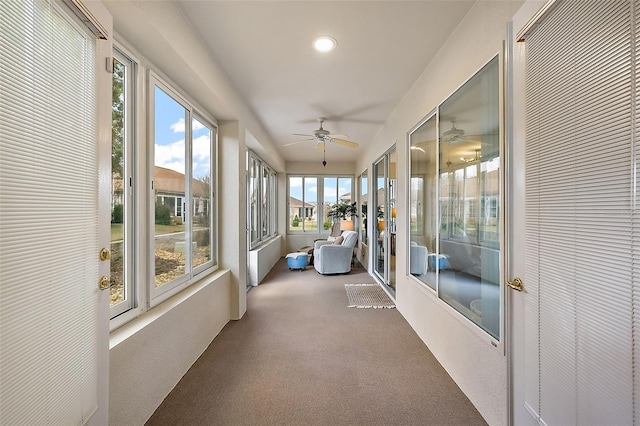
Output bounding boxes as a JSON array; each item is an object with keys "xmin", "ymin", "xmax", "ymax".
[{"xmin": 322, "ymin": 142, "xmax": 327, "ymax": 167}]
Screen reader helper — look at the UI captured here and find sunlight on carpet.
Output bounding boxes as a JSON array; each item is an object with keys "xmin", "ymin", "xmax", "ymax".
[{"xmin": 345, "ymin": 284, "xmax": 396, "ymax": 309}]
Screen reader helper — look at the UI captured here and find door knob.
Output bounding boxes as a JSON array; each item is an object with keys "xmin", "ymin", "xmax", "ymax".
[
  {"xmin": 507, "ymin": 277, "xmax": 524, "ymax": 291},
  {"xmin": 99, "ymin": 247, "xmax": 110, "ymax": 261},
  {"xmin": 98, "ymin": 276, "xmax": 111, "ymax": 290}
]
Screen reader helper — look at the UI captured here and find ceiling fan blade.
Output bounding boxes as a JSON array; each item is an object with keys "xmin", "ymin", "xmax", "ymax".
[
  {"xmin": 283, "ymin": 138, "xmax": 314, "ymax": 147},
  {"xmin": 292, "ymin": 133, "xmax": 314, "ymax": 137},
  {"xmin": 328, "ymin": 133, "xmax": 350, "ymax": 140},
  {"xmin": 330, "ymin": 138, "xmax": 359, "ymax": 148},
  {"xmin": 316, "ymin": 141, "xmax": 325, "ymax": 152}
]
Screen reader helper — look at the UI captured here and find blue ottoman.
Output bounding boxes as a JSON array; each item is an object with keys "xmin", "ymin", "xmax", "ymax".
[
  {"xmin": 428, "ymin": 253, "xmax": 450, "ymax": 270},
  {"xmin": 286, "ymin": 252, "xmax": 309, "ymax": 271}
]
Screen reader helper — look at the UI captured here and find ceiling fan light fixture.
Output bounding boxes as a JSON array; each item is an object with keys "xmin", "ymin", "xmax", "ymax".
[
  {"xmin": 313, "ymin": 36, "xmax": 337, "ymax": 52},
  {"xmin": 443, "ymin": 120, "xmax": 465, "ymax": 142}
]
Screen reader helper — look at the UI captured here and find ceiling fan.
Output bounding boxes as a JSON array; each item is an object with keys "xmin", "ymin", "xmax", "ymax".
[
  {"xmin": 441, "ymin": 120, "xmax": 466, "ymax": 143},
  {"xmin": 285, "ymin": 117, "xmax": 359, "ymax": 152}
]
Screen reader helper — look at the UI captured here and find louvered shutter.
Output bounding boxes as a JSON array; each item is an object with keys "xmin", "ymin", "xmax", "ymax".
[
  {"xmin": 524, "ymin": 1, "xmax": 637, "ymax": 424},
  {"xmin": 0, "ymin": 1, "xmax": 100, "ymax": 423}
]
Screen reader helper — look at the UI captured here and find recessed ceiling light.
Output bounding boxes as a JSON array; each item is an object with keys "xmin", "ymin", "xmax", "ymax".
[{"xmin": 313, "ymin": 36, "xmax": 337, "ymax": 53}]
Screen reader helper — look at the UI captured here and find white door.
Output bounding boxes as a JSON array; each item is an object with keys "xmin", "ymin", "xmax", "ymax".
[
  {"xmin": 0, "ymin": 1, "xmax": 112, "ymax": 424},
  {"xmin": 506, "ymin": 10, "xmax": 536, "ymax": 424},
  {"xmin": 509, "ymin": 1, "xmax": 639, "ymax": 424}
]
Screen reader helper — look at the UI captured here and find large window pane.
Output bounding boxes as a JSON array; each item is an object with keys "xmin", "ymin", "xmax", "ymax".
[
  {"xmin": 374, "ymin": 160, "xmax": 385, "ymax": 276},
  {"xmin": 360, "ymin": 171, "xmax": 368, "ymax": 245},
  {"xmin": 191, "ymin": 117, "xmax": 212, "ymax": 270},
  {"xmin": 262, "ymin": 165, "xmax": 269, "ymax": 238},
  {"xmin": 248, "ymin": 152, "xmax": 277, "ymax": 248},
  {"xmin": 323, "ymin": 176, "xmax": 353, "ymax": 231},
  {"xmin": 409, "ymin": 114, "xmax": 437, "ymax": 290},
  {"xmin": 249, "ymin": 156, "xmax": 259, "ymax": 243},
  {"xmin": 304, "ymin": 177, "xmax": 318, "ymax": 231},
  {"xmin": 289, "ymin": 176, "xmax": 318, "ymax": 232},
  {"xmin": 438, "ymin": 56, "xmax": 500, "ymax": 339},
  {"xmin": 153, "ymin": 86, "xmax": 187, "ymax": 288},
  {"xmin": 289, "ymin": 175, "xmax": 352, "ymax": 233},
  {"xmin": 110, "ymin": 50, "xmax": 134, "ymax": 317}
]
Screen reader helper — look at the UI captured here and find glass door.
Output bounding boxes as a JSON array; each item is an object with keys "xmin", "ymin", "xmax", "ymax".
[
  {"xmin": 372, "ymin": 148, "xmax": 397, "ymax": 292},
  {"xmin": 373, "ymin": 158, "xmax": 386, "ymax": 280},
  {"xmin": 388, "ymin": 149, "xmax": 397, "ymax": 290}
]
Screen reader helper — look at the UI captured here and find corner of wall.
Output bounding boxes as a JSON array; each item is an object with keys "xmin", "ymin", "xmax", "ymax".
[{"xmin": 108, "ymin": 272, "xmax": 231, "ymax": 425}]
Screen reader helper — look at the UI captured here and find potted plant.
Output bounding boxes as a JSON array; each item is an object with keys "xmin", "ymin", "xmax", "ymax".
[{"xmin": 327, "ymin": 201, "xmax": 358, "ymax": 230}]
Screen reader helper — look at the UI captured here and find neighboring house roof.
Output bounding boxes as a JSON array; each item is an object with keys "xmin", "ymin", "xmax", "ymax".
[
  {"xmin": 289, "ymin": 196, "xmax": 314, "ymax": 209},
  {"xmin": 155, "ymin": 166, "xmax": 209, "ymax": 197},
  {"xmin": 113, "ymin": 166, "xmax": 209, "ymax": 197}
]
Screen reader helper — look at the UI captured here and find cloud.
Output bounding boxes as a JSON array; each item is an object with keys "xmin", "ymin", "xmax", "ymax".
[
  {"xmin": 172, "ymin": 118, "xmax": 207, "ymax": 134},
  {"xmin": 290, "ymin": 177, "xmax": 302, "ymax": 187},
  {"xmin": 324, "ymin": 186, "xmax": 337, "ymax": 197},
  {"xmin": 192, "ymin": 119, "xmax": 205, "ymax": 131},
  {"xmin": 193, "ymin": 134, "xmax": 211, "ymax": 161},
  {"xmin": 170, "ymin": 118, "xmax": 185, "ymax": 133},
  {"xmin": 155, "ymin": 139, "xmax": 185, "ymax": 173}
]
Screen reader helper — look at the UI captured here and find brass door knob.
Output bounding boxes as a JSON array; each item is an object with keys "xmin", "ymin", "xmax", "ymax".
[
  {"xmin": 507, "ymin": 277, "xmax": 524, "ymax": 292},
  {"xmin": 99, "ymin": 248, "xmax": 111, "ymax": 261},
  {"xmin": 98, "ymin": 276, "xmax": 111, "ymax": 290}
]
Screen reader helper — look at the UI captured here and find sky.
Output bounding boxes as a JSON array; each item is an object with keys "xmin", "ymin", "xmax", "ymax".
[
  {"xmin": 289, "ymin": 176, "xmax": 352, "ymax": 204},
  {"xmin": 154, "ymin": 85, "xmax": 357, "ymax": 201},
  {"xmin": 154, "ymin": 86, "xmax": 211, "ymax": 180}
]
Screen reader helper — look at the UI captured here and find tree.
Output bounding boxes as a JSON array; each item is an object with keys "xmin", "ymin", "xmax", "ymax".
[
  {"xmin": 112, "ymin": 58, "xmax": 125, "ymax": 179},
  {"xmin": 327, "ymin": 201, "xmax": 358, "ymax": 221}
]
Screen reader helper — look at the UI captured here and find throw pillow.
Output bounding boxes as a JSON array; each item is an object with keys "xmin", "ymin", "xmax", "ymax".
[{"xmin": 332, "ymin": 235, "xmax": 344, "ymax": 245}]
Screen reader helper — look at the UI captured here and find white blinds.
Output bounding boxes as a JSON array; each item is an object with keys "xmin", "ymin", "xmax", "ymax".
[
  {"xmin": 0, "ymin": 1, "xmax": 99, "ymax": 424},
  {"xmin": 524, "ymin": 0, "xmax": 636, "ymax": 424}
]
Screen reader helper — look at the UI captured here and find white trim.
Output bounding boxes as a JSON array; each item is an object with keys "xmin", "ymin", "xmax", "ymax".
[
  {"xmin": 515, "ymin": 0, "xmax": 558, "ymax": 42},
  {"xmin": 59, "ymin": 0, "xmax": 108, "ymax": 39}
]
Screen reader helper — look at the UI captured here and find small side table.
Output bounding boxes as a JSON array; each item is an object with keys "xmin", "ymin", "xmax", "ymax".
[{"xmin": 298, "ymin": 245, "xmax": 314, "ymax": 264}]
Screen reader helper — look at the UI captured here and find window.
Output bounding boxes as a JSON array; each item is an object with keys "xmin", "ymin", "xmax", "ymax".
[
  {"xmin": 323, "ymin": 176, "xmax": 353, "ymax": 229},
  {"xmin": 408, "ymin": 55, "xmax": 501, "ymax": 340},
  {"xmin": 248, "ymin": 151, "xmax": 277, "ymax": 249},
  {"xmin": 151, "ymin": 77, "xmax": 217, "ymax": 302},
  {"xmin": 110, "ymin": 52, "xmax": 218, "ymax": 324},
  {"xmin": 359, "ymin": 170, "xmax": 368, "ymax": 245},
  {"xmin": 110, "ymin": 48, "xmax": 135, "ymax": 318},
  {"xmin": 288, "ymin": 176, "xmax": 317, "ymax": 232},
  {"xmin": 409, "ymin": 113, "xmax": 437, "ymax": 290},
  {"xmin": 287, "ymin": 175, "xmax": 353, "ymax": 233}
]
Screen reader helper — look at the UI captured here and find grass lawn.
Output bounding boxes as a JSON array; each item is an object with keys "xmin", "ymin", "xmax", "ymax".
[{"xmin": 111, "ymin": 223, "xmax": 185, "ymax": 242}]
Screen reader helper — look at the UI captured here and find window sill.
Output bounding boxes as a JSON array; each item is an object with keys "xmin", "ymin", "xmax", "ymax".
[{"xmin": 109, "ymin": 268, "xmax": 230, "ymax": 349}]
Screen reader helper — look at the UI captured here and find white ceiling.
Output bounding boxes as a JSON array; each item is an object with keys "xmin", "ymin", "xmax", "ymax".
[{"xmin": 177, "ymin": 1, "xmax": 476, "ymax": 164}]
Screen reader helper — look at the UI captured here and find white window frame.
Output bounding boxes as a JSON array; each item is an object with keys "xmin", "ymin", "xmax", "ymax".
[
  {"xmin": 109, "ymin": 46, "xmax": 137, "ymax": 320},
  {"xmin": 248, "ymin": 151, "xmax": 277, "ymax": 250},
  {"xmin": 110, "ymin": 49, "xmax": 218, "ymax": 328},
  {"xmin": 287, "ymin": 174, "xmax": 354, "ymax": 234},
  {"xmin": 149, "ymin": 73, "xmax": 218, "ymax": 305}
]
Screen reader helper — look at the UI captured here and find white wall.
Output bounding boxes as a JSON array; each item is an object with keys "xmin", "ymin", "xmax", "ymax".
[
  {"xmin": 357, "ymin": 2, "xmax": 524, "ymax": 425},
  {"xmin": 249, "ymin": 235, "xmax": 282, "ymax": 286},
  {"xmin": 101, "ymin": 1, "xmax": 286, "ymax": 422},
  {"xmin": 109, "ymin": 271, "xmax": 231, "ymax": 426},
  {"xmin": 219, "ymin": 121, "xmax": 248, "ymax": 319}
]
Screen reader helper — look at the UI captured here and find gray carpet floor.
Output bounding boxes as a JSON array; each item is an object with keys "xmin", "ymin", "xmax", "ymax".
[{"xmin": 145, "ymin": 258, "xmax": 487, "ymax": 426}]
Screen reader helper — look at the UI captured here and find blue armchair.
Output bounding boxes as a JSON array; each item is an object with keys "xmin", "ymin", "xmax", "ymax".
[{"xmin": 313, "ymin": 230, "xmax": 358, "ymax": 274}]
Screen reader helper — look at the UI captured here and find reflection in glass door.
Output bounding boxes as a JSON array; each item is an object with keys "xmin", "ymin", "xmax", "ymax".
[
  {"xmin": 388, "ymin": 150, "xmax": 396, "ymax": 290},
  {"xmin": 373, "ymin": 158, "xmax": 385, "ymax": 280},
  {"xmin": 372, "ymin": 148, "xmax": 397, "ymax": 292}
]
